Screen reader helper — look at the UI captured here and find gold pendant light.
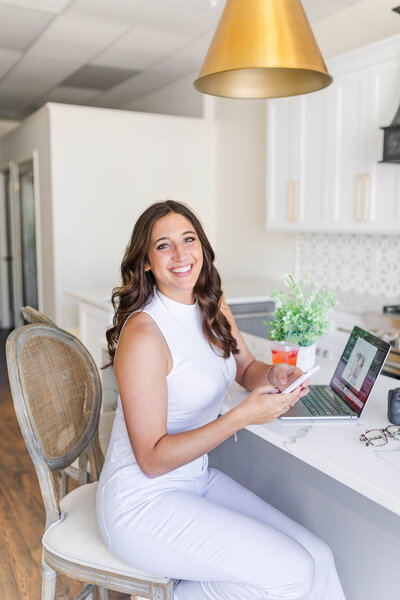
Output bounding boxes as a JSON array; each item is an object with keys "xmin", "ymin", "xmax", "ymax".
[{"xmin": 194, "ymin": 0, "xmax": 333, "ymax": 99}]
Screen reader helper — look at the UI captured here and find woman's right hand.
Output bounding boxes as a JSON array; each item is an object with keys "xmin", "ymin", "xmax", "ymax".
[{"xmin": 236, "ymin": 384, "xmax": 302, "ymax": 427}]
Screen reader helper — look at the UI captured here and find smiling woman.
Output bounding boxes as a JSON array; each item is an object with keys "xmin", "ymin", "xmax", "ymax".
[{"xmin": 97, "ymin": 199, "xmax": 346, "ymax": 600}]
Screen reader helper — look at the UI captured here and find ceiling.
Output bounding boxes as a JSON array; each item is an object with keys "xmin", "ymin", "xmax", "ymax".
[{"xmin": 0, "ymin": 0, "xmax": 365, "ymax": 122}]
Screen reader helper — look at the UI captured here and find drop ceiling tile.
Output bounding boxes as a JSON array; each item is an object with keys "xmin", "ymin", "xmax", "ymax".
[
  {"xmin": 151, "ymin": 55, "xmax": 199, "ymax": 78},
  {"xmin": 152, "ymin": 34, "xmax": 212, "ymax": 77},
  {"xmin": 68, "ymin": 0, "xmax": 141, "ymax": 22},
  {"xmin": 0, "ymin": 106, "xmax": 23, "ymax": 119},
  {"xmin": 92, "ymin": 27, "xmax": 193, "ymax": 71},
  {"xmin": 87, "ymin": 70, "xmax": 175, "ymax": 108},
  {"xmin": 28, "ymin": 15, "xmax": 130, "ymax": 63},
  {"xmin": 69, "ymin": 0, "xmax": 218, "ymax": 35},
  {"xmin": 42, "ymin": 85, "xmax": 100, "ymax": 104},
  {"xmin": 0, "ymin": 92, "xmax": 36, "ymax": 111},
  {"xmin": 0, "ymin": 47, "xmax": 22, "ymax": 79},
  {"xmin": 62, "ymin": 64, "xmax": 139, "ymax": 90},
  {"xmin": 0, "ymin": 0, "xmax": 70, "ymax": 12},
  {"xmin": 0, "ymin": 4, "xmax": 53, "ymax": 51},
  {"xmin": 165, "ymin": 0, "xmax": 223, "ymax": 12},
  {"xmin": 302, "ymin": 0, "xmax": 351, "ymax": 22},
  {"xmin": 0, "ymin": 55, "xmax": 81, "ymax": 101}
]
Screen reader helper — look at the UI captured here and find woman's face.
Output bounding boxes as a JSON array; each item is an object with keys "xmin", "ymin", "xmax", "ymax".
[{"xmin": 146, "ymin": 211, "xmax": 204, "ymax": 304}]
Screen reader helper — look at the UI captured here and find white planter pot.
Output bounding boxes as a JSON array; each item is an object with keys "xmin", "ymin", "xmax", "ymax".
[{"xmin": 296, "ymin": 343, "xmax": 316, "ymax": 372}]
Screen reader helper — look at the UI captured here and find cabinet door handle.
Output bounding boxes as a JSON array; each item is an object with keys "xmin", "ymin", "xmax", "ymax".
[
  {"xmin": 294, "ymin": 180, "xmax": 300, "ymax": 222},
  {"xmin": 288, "ymin": 181, "xmax": 294, "ymax": 221},
  {"xmin": 363, "ymin": 173, "xmax": 370, "ymax": 222},
  {"xmin": 355, "ymin": 175, "xmax": 362, "ymax": 222}
]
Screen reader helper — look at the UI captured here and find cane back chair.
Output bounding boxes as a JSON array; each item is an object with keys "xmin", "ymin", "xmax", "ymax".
[
  {"xmin": 20, "ymin": 305, "xmax": 114, "ymax": 498},
  {"xmin": 6, "ymin": 324, "xmax": 178, "ymax": 600}
]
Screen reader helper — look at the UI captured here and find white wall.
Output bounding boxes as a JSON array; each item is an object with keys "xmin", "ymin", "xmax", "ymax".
[
  {"xmin": 48, "ymin": 103, "xmax": 216, "ymax": 328},
  {"xmin": 213, "ymin": 97, "xmax": 295, "ymax": 282},
  {"xmin": 0, "ymin": 106, "xmax": 55, "ymax": 321},
  {"xmin": 0, "ymin": 120, "xmax": 19, "ymax": 138}
]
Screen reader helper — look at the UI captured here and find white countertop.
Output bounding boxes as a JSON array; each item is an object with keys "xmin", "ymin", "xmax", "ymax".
[
  {"xmin": 226, "ymin": 333, "xmax": 400, "ymax": 517},
  {"xmin": 66, "ymin": 281, "xmax": 394, "ymax": 317},
  {"xmin": 66, "ymin": 279, "xmax": 278, "ymax": 312},
  {"xmin": 66, "ymin": 289, "xmax": 114, "ymax": 311}
]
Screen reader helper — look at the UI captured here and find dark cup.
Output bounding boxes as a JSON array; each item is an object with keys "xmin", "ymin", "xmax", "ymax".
[{"xmin": 388, "ymin": 388, "xmax": 400, "ymax": 425}]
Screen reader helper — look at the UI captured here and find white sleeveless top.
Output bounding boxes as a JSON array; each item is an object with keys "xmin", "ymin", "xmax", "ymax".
[{"xmin": 100, "ymin": 290, "xmax": 237, "ymax": 482}]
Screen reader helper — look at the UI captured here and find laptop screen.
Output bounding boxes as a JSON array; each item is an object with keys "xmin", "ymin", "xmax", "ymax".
[{"xmin": 330, "ymin": 326, "xmax": 391, "ymax": 415}]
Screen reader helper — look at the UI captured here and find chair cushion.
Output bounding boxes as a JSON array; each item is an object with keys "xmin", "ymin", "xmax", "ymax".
[{"xmin": 43, "ymin": 481, "xmax": 170, "ymax": 584}]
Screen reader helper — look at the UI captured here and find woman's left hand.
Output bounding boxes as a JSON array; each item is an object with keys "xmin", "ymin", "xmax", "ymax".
[{"xmin": 268, "ymin": 363, "xmax": 310, "ymax": 399}]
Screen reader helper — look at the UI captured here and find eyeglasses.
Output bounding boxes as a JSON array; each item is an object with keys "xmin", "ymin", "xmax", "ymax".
[{"xmin": 359, "ymin": 425, "xmax": 400, "ymax": 447}]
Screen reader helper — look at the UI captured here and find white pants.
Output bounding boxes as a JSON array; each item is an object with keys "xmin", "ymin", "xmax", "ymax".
[{"xmin": 97, "ymin": 463, "xmax": 346, "ymax": 600}]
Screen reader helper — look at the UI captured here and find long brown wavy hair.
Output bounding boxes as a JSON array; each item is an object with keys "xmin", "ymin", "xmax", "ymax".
[{"xmin": 105, "ymin": 200, "xmax": 239, "ymax": 364}]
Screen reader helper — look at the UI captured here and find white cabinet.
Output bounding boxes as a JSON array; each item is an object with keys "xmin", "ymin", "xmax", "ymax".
[
  {"xmin": 266, "ymin": 96, "xmax": 302, "ymax": 228},
  {"xmin": 77, "ymin": 299, "xmax": 116, "ymax": 413},
  {"xmin": 323, "ymin": 66, "xmax": 371, "ymax": 230},
  {"xmin": 266, "ymin": 35, "xmax": 400, "ymax": 233},
  {"xmin": 266, "ymin": 91, "xmax": 328, "ymax": 231},
  {"xmin": 78, "ymin": 301, "xmax": 112, "ymax": 369}
]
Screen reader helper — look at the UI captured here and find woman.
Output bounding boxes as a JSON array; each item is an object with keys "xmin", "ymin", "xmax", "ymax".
[{"xmin": 97, "ymin": 200, "xmax": 346, "ymax": 600}]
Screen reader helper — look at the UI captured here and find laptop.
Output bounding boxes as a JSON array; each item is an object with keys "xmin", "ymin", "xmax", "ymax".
[{"xmin": 280, "ymin": 326, "xmax": 391, "ymax": 420}]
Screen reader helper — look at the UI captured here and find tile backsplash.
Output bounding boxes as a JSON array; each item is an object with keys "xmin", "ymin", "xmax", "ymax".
[{"xmin": 295, "ymin": 233, "xmax": 400, "ymax": 300}]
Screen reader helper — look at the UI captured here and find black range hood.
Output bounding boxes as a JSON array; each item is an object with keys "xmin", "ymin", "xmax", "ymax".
[
  {"xmin": 380, "ymin": 6, "xmax": 400, "ymax": 164},
  {"xmin": 381, "ymin": 105, "xmax": 400, "ymax": 164}
]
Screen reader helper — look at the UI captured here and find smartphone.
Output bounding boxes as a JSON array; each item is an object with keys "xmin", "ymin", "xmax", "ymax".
[{"xmin": 282, "ymin": 365, "xmax": 320, "ymax": 393}]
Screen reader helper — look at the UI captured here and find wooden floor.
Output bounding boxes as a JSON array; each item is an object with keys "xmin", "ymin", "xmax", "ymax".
[{"xmin": 0, "ymin": 329, "xmax": 128, "ymax": 600}]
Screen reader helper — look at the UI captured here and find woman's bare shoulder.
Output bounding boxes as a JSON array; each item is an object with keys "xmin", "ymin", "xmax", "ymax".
[
  {"xmin": 114, "ymin": 312, "xmax": 172, "ymax": 389},
  {"xmin": 119, "ymin": 311, "xmax": 162, "ymax": 345}
]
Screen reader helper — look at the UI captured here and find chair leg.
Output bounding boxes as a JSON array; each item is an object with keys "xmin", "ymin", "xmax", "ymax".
[
  {"xmin": 58, "ymin": 471, "xmax": 68, "ymax": 499},
  {"xmin": 98, "ymin": 587, "xmax": 109, "ymax": 600},
  {"xmin": 151, "ymin": 584, "xmax": 173, "ymax": 600},
  {"xmin": 41, "ymin": 556, "xmax": 57, "ymax": 600}
]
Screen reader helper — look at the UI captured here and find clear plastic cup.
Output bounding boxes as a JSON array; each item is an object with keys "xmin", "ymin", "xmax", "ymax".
[{"xmin": 270, "ymin": 341, "xmax": 299, "ymax": 366}]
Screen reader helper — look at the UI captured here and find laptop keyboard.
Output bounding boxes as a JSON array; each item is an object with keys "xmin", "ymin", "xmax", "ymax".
[{"xmin": 303, "ymin": 387, "xmax": 354, "ymax": 416}]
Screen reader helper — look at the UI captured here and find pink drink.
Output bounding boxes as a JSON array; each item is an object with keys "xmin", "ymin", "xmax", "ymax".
[{"xmin": 270, "ymin": 342, "xmax": 298, "ymax": 366}]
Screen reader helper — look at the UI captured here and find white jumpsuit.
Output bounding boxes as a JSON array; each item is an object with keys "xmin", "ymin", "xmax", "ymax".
[{"xmin": 96, "ymin": 291, "xmax": 346, "ymax": 600}]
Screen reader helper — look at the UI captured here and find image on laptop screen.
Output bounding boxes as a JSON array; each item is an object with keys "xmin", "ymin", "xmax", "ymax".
[{"xmin": 329, "ymin": 326, "xmax": 390, "ymax": 415}]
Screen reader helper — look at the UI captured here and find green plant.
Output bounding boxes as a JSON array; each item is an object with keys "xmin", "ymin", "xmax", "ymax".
[{"xmin": 264, "ymin": 273, "xmax": 337, "ymax": 347}]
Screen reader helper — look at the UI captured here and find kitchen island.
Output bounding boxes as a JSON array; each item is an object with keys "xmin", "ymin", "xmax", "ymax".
[
  {"xmin": 97, "ymin": 326, "xmax": 398, "ymax": 600},
  {"xmin": 210, "ymin": 338, "xmax": 400, "ymax": 600}
]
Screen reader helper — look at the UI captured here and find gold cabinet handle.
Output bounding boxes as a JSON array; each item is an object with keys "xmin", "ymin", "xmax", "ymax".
[
  {"xmin": 288, "ymin": 180, "xmax": 293, "ymax": 221},
  {"xmin": 363, "ymin": 173, "xmax": 370, "ymax": 222},
  {"xmin": 355, "ymin": 174, "xmax": 362, "ymax": 222},
  {"xmin": 294, "ymin": 180, "xmax": 299, "ymax": 222}
]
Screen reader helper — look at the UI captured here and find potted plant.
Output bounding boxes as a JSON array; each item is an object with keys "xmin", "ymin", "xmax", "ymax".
[{"xmin": 264, "ymin": 272, "xmax": 337, "ymax": 371}]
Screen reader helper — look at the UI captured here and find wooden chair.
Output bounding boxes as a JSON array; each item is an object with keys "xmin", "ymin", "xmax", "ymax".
[
  {"xmin": 6, "ymin": 324, "xmax": 178, "ymax": 600},
  {"xmin": 21, "ymin": 305, "xmax": 58, "ymax": 326},
  {"xmin": 20, "ymin": 305, "xmax": 115, "ymax": 497}
]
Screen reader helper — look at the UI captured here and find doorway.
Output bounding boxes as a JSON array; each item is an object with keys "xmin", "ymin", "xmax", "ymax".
[{"xmin": 0, "ymin": 156, "xmax": 40, "ymax": 328}]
